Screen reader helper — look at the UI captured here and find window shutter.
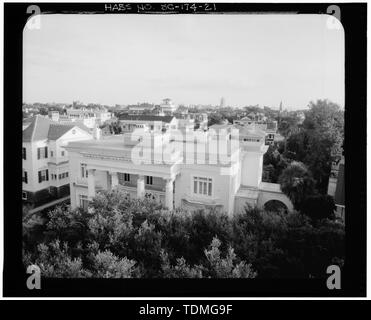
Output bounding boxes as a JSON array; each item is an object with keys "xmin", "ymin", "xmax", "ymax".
[
  {"xmin": 25, "ymin": 172, "xmax": 28, "ymax": 184},
  {"xmin": 45, "ymin": 147, "xmax": 48, "ymax": 158},
  {"xmin": 46, "ymin": 169, "xmax": 49, "ymax": 181},
  {"xmin": 38, "ymin": 171, "xmax": 41, "ymax": 183},
  {"xmin": 37, "ymin": 148, "xmax": 40, "ymax": 160}
]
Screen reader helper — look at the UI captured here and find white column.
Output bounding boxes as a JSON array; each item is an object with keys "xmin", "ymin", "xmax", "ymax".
[
  {"xmin": 137, "ymin": 175, "xmax": 145, "ymax": 198},
  {"xmin": 88, "ymin": 169, "xmax": 96, "ymax": 199},
  {"xmin": 69, "ymin": 181, "xmax": 77, "ymax": 209},
  {"xmin": 110, "ymin": 171, "xmax": 119, "ymax": 189},
  {"xmin": 165, "ymin": 178, "xmax": 174, "ymax": 210}
]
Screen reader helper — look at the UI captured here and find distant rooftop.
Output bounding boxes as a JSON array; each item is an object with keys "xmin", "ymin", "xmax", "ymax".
[{"xmin": 118, "ymin": 114, "xmax": 174, "ymax": 123}]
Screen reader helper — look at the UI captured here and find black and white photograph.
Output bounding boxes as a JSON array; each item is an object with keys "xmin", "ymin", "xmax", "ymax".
[{"xmin": 2, "ymin": 1, "xmax": 367, "ymax": 300}]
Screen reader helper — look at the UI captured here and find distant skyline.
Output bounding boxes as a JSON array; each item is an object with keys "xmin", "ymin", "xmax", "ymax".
[{"xmin": 23, "ymin": 14, "xmax": 344, "ymax": 110}]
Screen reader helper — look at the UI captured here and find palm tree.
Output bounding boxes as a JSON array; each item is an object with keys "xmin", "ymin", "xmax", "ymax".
[{"xmin": 278, "ymin": 161, "xmax": 316, "ymax": 210}]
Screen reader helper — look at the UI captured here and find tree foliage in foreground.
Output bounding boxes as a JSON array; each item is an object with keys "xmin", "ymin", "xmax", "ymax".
[
  {"xmin": 278, "ymin": 161, "xmax": 316, "ymax": 210},
  {"xmin": 23, "ymin": 189, "xmax": 344, "ymax": 279},
  {"xmin": 285, "ymin": 99, "xmax": 344, "ymax": 193}
]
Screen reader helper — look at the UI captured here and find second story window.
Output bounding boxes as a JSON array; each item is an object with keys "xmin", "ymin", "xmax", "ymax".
[
  {"xmin": 146, "ymin": 176, "xmax": 153, "ymax": 185},
  {"xmin": 124, "ymin": 173, "xmax": 130, "ymax": 182},
  {"xmin": 61, "ymin": 151, "xmax": 65, "ymax": 157},
  {"xmin": 38, "ymin": 169, "xmax": 49, "ymax": 183},
  {"xmin": 50, "ymin": 151, "xmax": 54, "ymax": 157},
  {"xmin": 58, "ymin": 172, "xmax": 68, "ymax": 179},
  {"xmin": 22, "ymin": 147, "xmax": 26, "ymax": 160},
  {"xmin": 81, "ymin": 164, "xmax": 88, "ymax": 179},
  {"xmin": 37, "ymin": 146, "xmax": 48, "ymax": 160}
]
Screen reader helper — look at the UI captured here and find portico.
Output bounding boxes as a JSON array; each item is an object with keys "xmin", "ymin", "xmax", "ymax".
[{"xmin": 84, "ymin": 165, "xmax": 177, "ymax": 210}]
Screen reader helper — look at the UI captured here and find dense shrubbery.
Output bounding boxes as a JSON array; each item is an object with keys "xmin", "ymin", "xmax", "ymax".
[
  {"xmin": 23, "ymin": 189, "xmax": 345, "ymax": 279},
  {"xmin": 263, "ymin": 100, "xmax": 344, "ymax": 218}
]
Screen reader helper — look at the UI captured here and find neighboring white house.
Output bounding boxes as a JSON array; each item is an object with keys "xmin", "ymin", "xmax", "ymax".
[
  {"xmin": 94, "ymin": 108, "xmax": 113, "ymax": 124},
  {"xmin": 117, "ymin": 115, "xmax": 178, "ymax": 133},
  {"xmin": 126, "ymin": 104, "xmax": 156, "ymax": 114},
  {"xmin": 63, "ymin": 107, "xmax": 113, "ymax": 128},
  {"xmin": 160, "ymin": 98, "xmax": 177, "ymax": 115},
  {"xmin": 233, "ymin": 118, "xmax": 278, "ymax": 145},
  {"xmin": 22, "ymin": 115, "xmax": 93, "ymax": 205},
  {"xmin": 190, "ymin": 113, "xmax": 208, "ymax": 131},
  {"xmin": 173, "ymin": 113, "xmax": 209, "ymax": 132},
  {"xmin": 65, "ymin": 123, "xmax": 293, "ymax": 214}
]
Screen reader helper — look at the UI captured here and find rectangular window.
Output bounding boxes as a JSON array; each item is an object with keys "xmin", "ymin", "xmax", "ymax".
[
  {"xmin": 61, "ymin": 151, "xmax": 65, "ymax": 156},
  {"xmin": 37, "ymin": 147, "xmax": 48, "ymax": 159},
  {"xmin": 124, "ymin": 173, "xmax": 130, "ymax": 182},
  {"xmin": 22, "ymin": 191, "xmax": 27, "ymax": 200},
  {"xmin": 38, "ymin": 169, "xmax": 49, "ymax": 183},
  {"xmin": 81, "ymin": 164, "xmax": 88, "ymax": 178},
  {"xmin": 50, "ymin": 151, "xmax": 54, "ymax": 157},
  {"xmin": 146, "ymin": 176, "xmax": 153, "ymax": 185},
  {"xmin": 22, "ymin": 147, "xmax": 26, "ymax": 160},
  {"xmin": 193, "ymin": 177, "xmax": 212, "ymax": 196},
  {"xmin": 22, "ymin": 170, "xmax": 28, "ymax": 184},
  {"xmin": 79, "ymin": 195, "xmax": 89, "ymax": 210}
]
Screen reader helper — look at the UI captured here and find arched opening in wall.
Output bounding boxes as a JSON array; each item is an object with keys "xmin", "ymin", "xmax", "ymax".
[{"xmin": 264, "ymin": 200, "xmax": 288, "ymax": 214}]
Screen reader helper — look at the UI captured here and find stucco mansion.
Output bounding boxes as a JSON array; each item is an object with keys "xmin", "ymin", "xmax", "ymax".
[{"xmin": 65, "ymin": 124, "xmax": 293, "ymax": 214}]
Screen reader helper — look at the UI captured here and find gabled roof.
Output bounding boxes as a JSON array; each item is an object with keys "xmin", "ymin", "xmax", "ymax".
[
  {"xmin": 118, "ymin": 115, "xmax": 175, "ymax": 123},
  {"xmin": 23, "ymin": 115, "xmax": 90, "ymax": 142},
  {"xmin": 47, "ymin": 124, "xmax": 76, "ymax": 140}
]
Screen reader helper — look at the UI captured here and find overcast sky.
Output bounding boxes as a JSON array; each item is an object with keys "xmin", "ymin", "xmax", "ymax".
[{"xmin": 23, "ymin": 14, "xmax": 344, "ymax": 109}]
